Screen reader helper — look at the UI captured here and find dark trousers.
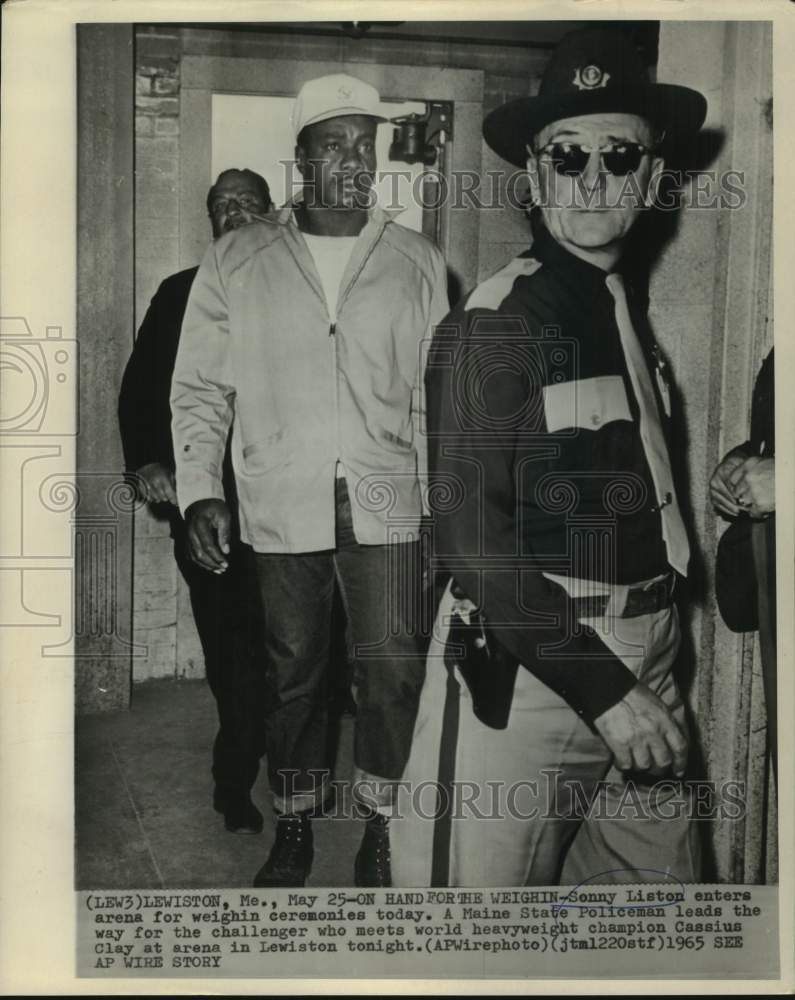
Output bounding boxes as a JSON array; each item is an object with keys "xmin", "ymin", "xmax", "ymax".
[
  {"xmin": 253, "ymin": 479, "xmax": 427, "ymax": 812},
  {"xmin": 172, "ymin": 521, "xmax": 267, "ymax": 797}
]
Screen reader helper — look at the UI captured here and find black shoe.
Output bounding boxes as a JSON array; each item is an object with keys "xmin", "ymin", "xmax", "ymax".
[
  {"xmin": 253, "ymin": 813, "xmax": 314, "ymax": 888},
  {"xmin": 213, "ymin": 788, "xmax": 264, "ymax": 835},
  {"xmin": 354, "ymin": 813, "xmax": 391, "ymax": 887}
]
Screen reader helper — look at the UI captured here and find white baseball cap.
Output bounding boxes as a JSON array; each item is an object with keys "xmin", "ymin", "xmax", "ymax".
[{"xmin": 291, "ymin": 73, "xmax": 388, "ymax": 139}]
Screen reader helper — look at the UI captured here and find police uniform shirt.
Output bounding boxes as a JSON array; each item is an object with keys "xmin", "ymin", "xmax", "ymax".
[{"xmin": 426, "ymin": 223, "xmax": 676, "ymax": 723}]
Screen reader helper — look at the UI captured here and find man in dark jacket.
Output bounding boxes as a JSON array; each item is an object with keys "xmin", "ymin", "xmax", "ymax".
[{"xmin": 118, "ymin": 169, "xmax": 272, "ymax": 834}]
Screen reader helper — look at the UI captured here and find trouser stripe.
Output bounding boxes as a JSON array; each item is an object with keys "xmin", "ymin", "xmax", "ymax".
[{"xmin": 430, "ymin": 659, "xmax": 460, "ymax": 887}]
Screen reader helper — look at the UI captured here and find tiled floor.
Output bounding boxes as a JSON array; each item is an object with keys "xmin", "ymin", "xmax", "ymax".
[{"xmin": 76, "ymin": 678, "xmax": 362, "ymax": 889}]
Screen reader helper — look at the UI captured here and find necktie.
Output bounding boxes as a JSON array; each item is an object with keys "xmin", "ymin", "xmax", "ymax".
[{"xmin": 606, "ymin": 272, "xmax": 690, "ymax": 577}]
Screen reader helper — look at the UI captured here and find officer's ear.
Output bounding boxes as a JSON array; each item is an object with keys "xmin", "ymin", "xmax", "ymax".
[
  {"xmin": 525, "ymin": 144, "xmax": 541, "ymax": 206},
  {"xmin": 643, "ymin": 125, "xmax": 666, "ymax": 207},
  {"xmin": 645, "ymin": 153, "xmax": 666, "ymax": 208}
]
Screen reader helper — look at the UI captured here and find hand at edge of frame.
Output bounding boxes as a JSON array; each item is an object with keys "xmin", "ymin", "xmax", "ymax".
[
  {"xmin": 709, "ymin": 448, "xmax": 749, "ymax": 519},
  {"xmin": 727, "ymin": 455, "xmax": 775, "ymax": 520}
]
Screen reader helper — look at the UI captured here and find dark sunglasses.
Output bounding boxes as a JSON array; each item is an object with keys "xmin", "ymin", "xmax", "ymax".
[{"xmin": 535, "ymin": 141, "xmax": 656, "ymax": 177}]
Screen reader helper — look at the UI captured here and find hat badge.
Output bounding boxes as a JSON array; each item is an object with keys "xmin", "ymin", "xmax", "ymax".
[
  {"xmin": 338, "ymin": 85, "xmax": 353, "ymax": 101},
  {"xmin": 573, "ymin": 64, "xmax": 611, "ymax": 91}
]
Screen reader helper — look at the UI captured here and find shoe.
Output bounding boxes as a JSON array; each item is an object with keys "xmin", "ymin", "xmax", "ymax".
[
  {"xmin": 213, "ymin": 788, "xmax": 264, "ymax": 835},
  {"xmin": 354, "ymin": 813, "xmax": 391, "ymax": 887},
  {"xmin": 253, "ymin": 813, "xmax": 314, "ymax": 888}
]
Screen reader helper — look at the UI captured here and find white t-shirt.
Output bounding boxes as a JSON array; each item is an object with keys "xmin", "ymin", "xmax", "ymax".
[
  {"xmin": 301, "ymin": 232, "xmax": 358, "ymax": 323},
  {"xmin": 301, "ymin": 231, "xmax": 358, "ymax": 478}
]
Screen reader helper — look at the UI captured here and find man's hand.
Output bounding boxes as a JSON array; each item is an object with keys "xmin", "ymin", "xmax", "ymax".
[
  {"xmin": 593, "ymin": 682, "xmax": 689, "ymax": 777},
  {"xmin": 709, "ymin": 448, "xmax": 749, "ymax": 519},
  {"xmin": 727, "ymin": 455, "xmax": 775, "ymax": 519},
  {"xmin": 136, "ymin": 462, "xmax": 178, "ymax": 505},
  {"xmin": 185, "ymin": 499, "xmax": 231, "ymax": 574}
]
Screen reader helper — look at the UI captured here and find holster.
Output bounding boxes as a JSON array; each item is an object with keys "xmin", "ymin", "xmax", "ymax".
[{"xmin": 445, "ymin": 580, "xmax": 520, "ymax": 730}]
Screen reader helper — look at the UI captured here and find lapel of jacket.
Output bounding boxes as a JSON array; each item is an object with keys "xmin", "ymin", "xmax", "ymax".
[
  {"xmin": 336, "ymin": 204, "xmax": 399, "ymax": 315},
  {"xmin": 275, "ymin": 201, "xmax": 327, "ymax": 314},
  {"xmin": 276, "ymin": 198, "xmax": 401, "ymax": 321}
]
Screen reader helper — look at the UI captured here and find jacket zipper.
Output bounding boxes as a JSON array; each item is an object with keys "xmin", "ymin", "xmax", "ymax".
[
  {"xmin": 330, "ymin": 322, "xmax": 341, "ymax": 478},
  {"xmin": 286, "ymin": 215, "xmax": 384, "ymax": 485},
  {"xmin": 330, "ymin": 226, "xmax": 382, "ymax": 485},
  {"xmin": 336, "ymin": 224, "xmax": 383, "ymax": 318}
]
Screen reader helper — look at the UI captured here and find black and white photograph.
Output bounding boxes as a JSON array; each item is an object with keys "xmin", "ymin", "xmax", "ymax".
[{"xmin": 1, "ymin": 0, "xmax": 792, "ymax": 991}]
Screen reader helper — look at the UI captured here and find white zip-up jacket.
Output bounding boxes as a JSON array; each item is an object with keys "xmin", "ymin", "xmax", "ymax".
[{"xmin": 171, "ymin": 202, "xmax": 449, "ymax": 553}]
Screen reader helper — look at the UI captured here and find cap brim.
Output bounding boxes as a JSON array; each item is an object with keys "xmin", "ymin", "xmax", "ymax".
[
  {"xmin": 483, "ymin": 84, "xmax": 707, "ymax": 167},
  {"xmin": 296, "ymin": 107, "xmax": 389, "ymax": 137}
]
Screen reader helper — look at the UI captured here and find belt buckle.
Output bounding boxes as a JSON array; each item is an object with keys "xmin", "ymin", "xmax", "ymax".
[
  {"xmin": 649, "ymin": 571, "xmax": 676, "ymax": 610},
  {"xmin": 632, "ymin": 572, "xmax": 674, "ymax": 616}
]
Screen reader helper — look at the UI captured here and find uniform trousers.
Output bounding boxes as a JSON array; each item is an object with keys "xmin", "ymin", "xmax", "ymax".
[
  {"xmin": 253, "ymin": 478, "xmax": 427, "ymax": 814},
  {"xmin": 391, "ymin": 578, "xmax": 701, "ymax": 887}
]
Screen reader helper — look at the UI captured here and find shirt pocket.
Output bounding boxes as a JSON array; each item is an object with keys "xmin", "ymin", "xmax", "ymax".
[{"xmin": 543, "ymin": 375, "xmax": 632, "ymax": 433}]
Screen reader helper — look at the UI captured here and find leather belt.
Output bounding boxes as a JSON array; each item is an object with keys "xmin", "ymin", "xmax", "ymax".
[
  {"xmin": 569, "ymin": 572, "xmax": 677, "ymax": 619},
  {"xmin": 450, "ymin": 572, "xmax": 677, "ymax": 621}
]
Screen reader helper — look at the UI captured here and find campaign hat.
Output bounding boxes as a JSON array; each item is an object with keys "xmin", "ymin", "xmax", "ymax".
[{"xmin": 483, "ymin": 28, "xmax": 707, "ymax": 167}]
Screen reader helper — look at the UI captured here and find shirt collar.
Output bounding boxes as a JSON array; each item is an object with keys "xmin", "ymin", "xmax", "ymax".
[{"xmin": 530, "ymin": 223, "xmax": 625, "ymax": 301}]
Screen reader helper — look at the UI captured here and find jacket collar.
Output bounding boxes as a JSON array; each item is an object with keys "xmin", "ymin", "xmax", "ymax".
[
  {"xmin": 530, "ymin": 223, "xmax": 629, "ymax": 304},
  {"xmin": 273, "ymin": 194, "xmax": 398, "ymax": 318}
]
